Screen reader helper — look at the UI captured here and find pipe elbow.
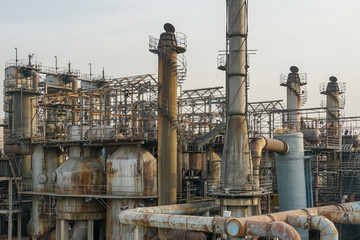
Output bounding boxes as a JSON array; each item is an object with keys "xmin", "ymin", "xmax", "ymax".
[
  {"xmin": 286, "ymin": 215, "xmax": 338, "ymax": 240},
  {"xmin": 251, "ymin": 137, "xmax": 267, "ymax": 158},
  {"xmin": 245, "ymin": 220, "xmax": 301, "ymax": 240}
]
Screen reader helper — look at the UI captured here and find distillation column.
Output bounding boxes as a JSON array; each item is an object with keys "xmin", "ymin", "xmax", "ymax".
[
  {"xmin": 321, "ymin": 76, "xmax": 341, "ymax": 138},
  {"xmin": 280, "ymin": 66, "xmax": 306, "ymax": 130},
  {"xmin": 151, "ymin": 23, "xmax": 186, "ymax": 205}
]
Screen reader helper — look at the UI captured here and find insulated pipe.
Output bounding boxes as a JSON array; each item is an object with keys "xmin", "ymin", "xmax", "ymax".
[
  {"xmin": 319, "ymin": 210, "xmax": 360, "ymax": 225},
  {"xmin": 119, "ymin": 202, "xmax": 360, "ymax": 238},
  {"xmin": 286, "ymin": 215, "xmax": 338, "ymax": 240},
  {"xmin": 131, "ymin": 202, "xmax": 219, "ymax": 214},
  {"xmin": 119, "ymin": 213, "xmax": 232, "ymax": 236},
  {"xmin": 244, "ymin": 220, "xmax": 301, "ymax": 240},
  {"xmin": 251, "ymin": 137, "xmax": 289, "ymax": 190}
]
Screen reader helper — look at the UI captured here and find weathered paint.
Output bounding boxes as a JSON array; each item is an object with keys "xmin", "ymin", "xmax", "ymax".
[
  {"xmin": 286, "ymin": 215, "xmax": 338, "ymax": 240},
  {"xmin": 245, "ymin": 220, "xmax": 301, "ymax": 240},
  {"xmin": 221, "ymin": 0, "xmax": 252, "ymax": 192},
  {"xmin": 189, "ymin": 153, "xmax": 203, "ymax": 176},
  {"xmin": 106, "ymin": 145, "xmax": 157, "ymax": 197},
  {"xmin": 166, "ymin": 229, "xmax": 206, "ymax": 240},
  {"xmin": 156, "ymin": 24, "xmax": 183, "ymax": 205}
]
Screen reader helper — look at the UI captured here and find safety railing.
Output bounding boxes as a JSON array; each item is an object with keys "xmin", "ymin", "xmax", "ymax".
[{"xmin": 21, "ymin": 181, "xmax": 156, "ymax": 197}]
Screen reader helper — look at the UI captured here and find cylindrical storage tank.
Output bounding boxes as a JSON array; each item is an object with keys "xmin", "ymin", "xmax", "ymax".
[
  {"xmin": 29, "ymin": 147, "xmax": 63, "ymax": 239},
  {"xmin": 12, "ymin": 94, "xmax": 32, "ymax": 138},
  {"xmin": 208, "ymin": 151, "xmax": 221, "ymax": 185},
  {"xmin": 106, "ymin": 145, "xmax": 157, "ymax": 240},
  {"xmin": 106, "ymin": 145, "xmax": 157, "ymax": 196},
  {"xmin": 55, "ymin": 146, "xmax": 105, "ymax": 220},
  {"xmin": 275, "ymin": 132, "xmax": 306, "ymax": 210},
  {"xmin": 189, "ymin": 153, "xmax": 204, "ymax": 176},
  {"xmin": 301, "ymin": 129, "xmax": 321, "ymax": 145},
  {"xmin": 275, "ymin": 132, "xmax": 308, "ymax": 239}
]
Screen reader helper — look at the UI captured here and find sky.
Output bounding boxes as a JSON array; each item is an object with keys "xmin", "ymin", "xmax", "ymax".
[{"xmin": 1, "ymin": 0, "xmax": 360, "ymax": 116}]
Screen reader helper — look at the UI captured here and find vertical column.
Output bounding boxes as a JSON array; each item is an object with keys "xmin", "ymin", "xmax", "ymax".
[
  {"xmin": 17, "ymin": 212, "xmax": 21, "ymax": 240},
  {"xmin": 8, "ymin": 178, "xmax": 12, "ymax": 240},
  {"xmin": 87, "ymin": 220, "xmax": 94, "ymax": 240},
  {"xmin": 221, "ymin": 0, "xmax": 251, "ymax": 190},
  {"xmin": 57, "ymin": 219, "xmax": 69, "ymax": 240}
]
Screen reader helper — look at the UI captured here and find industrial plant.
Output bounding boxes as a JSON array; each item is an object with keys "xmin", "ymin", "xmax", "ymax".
[{"xmin": 2, "ymin": 0, "xmax": 360, "ymax": 239}]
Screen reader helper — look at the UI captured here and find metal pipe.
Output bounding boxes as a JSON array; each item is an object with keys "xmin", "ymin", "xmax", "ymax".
[
  {"xmin": 244, "ymin": 220, "xmax": 301, "ymax": 240},
  {"xmin": 119, "ymin": 213, "xmax": 230, "ymax": 235},
  {"xmin": 286, "ymin": 215, "xmax": 338, "ymax": 240},
  {"xmin": 250, "ymin": 137, "xmax": 289, "ymax": 190},
  {"xmin": 319, "ymin": 210, "xmax": 360, "ymax": 225},
  {"xmin": 131, "ymin": 202, "xmax": 219, "ymax": 214},
  {"xmin": 119, "ymin": 200, "xmax": 360, "ymax": 238}
]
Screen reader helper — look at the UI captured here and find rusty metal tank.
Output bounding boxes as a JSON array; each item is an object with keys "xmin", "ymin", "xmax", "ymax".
[
  {"xmin": 189, "ymin": 152, "xmax": 206, "ymax": 177},
  {"xmin": 182, "ymin": 152, "xmax": 190, "ymax": 175},
  {"xmin": 29, "ymin": 146, "xmax": 63, "ymax": 239},
  {"xmin": 106, "ymin": 145, "xmax": 157, "ymax": 240},
  {"xmin": 55, "ymin": 146, "xmax": 105, "ymax": 220},
  {"xmin": 208, "ymin": 151, "xmax": 222, "ymax": 184},
  {"xmin": 106, "ymin": 145, "xmax": 157, "ymax": 196}
]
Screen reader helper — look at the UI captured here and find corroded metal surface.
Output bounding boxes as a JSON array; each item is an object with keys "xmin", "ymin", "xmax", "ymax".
[
  {"xmin": 166, "ymin": 230, "xmax": 206, "ymax": 240},
  {"xmin": 245, "ymin": 220, "xmax": 301, "ymax": 240},
  {"xmin": 55, "ymin": 146, "xmax": 105, "ymax": 195},
  {"xmin": 189, "ymin": 153, "xmax": 203, "ymax": 176},
  {"xmin": 286, "ymin": 215, "xmax": 338, "ymax": 240},
  {"xmin": 156, "ymin": 24, "xmax": 183, "ymax": 205},
  {"xmin": 251, "ymin": 137, "xmax": 289, "ymax": 190},
  {"xmin": 106, "ymin": 145, "xmax": 157, "ymax": 197},
  {"xmin": 221, "ymin": 0, "xmax": 252, "ymax": 191}
]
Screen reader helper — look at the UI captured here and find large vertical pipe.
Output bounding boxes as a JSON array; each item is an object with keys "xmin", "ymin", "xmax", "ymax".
[
  {"xmin": 274, "ymin": 132, "xmax": 308, "ymax": 239},
  {"xmin": 274, "ymin": 132, "xmax": 306, "ymax": 211},
  {"xmin": 221, "ymin": 0, "xmax": 251, "ymax": 190},
  {"xmin": 156, "ymin": 24, "xmax": 185, "ymax": 205}
]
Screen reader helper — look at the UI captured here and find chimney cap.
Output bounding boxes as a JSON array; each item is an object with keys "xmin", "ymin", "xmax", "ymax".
[
  {"xmin": 164, "ymin": 23, "xmax": 175, "ymax": 33},
  {"xmin": 290, "ymin": 66, "xmax": 299, "ymax": 73},
  {"xmin": 329, "ymin": 76, "xmax": 337, "ymax": 82}
]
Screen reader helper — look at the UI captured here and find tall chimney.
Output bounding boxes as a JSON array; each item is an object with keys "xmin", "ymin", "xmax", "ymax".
[
  {"xmin": 221, "ymin": 0, "xmax": 251, "ymax": 190},
  {"xmin": 151, "ymin": 23, "xmax": 186, "ymax": 205}
]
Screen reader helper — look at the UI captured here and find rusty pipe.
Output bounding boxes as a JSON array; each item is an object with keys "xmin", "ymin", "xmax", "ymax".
[
  {"xmin": 119, "ymin": 213, "xmax": 233, "ymax": 235},
  {"xmin": 244, "ymin": 220, "xmax": 301, "ymax": 240},
  {"xmin": 286, "ymin": 215, "xmax": 338, "ymax": 240},
  {"xmin": 131, "ymin": 202, "xmax": 219, "ymax": 214},
  {"xmin": 251, "ymin": 137, "xmax": 289, "ymax": 190},
  {"xmin": 319, "ymin": 210, "xmax": 360, "ymax": 225},
  {"xmin": 166, "ymin": 230, "xmax": 206, "ymax": 240},
  {"xmin": 120, "ymin": 202, "xmax": 360, "ymax": 238}
]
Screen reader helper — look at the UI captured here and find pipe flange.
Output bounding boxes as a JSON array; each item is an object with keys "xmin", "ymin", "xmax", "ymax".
[{"xmin": 225, "ymin": 218, "xmax": 242, "ymax": 238}]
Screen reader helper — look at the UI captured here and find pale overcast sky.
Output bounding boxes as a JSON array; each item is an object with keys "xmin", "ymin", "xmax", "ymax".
[{"xmin": 1, "ymin": 0, "xmax": 360, "ymax": 116}]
